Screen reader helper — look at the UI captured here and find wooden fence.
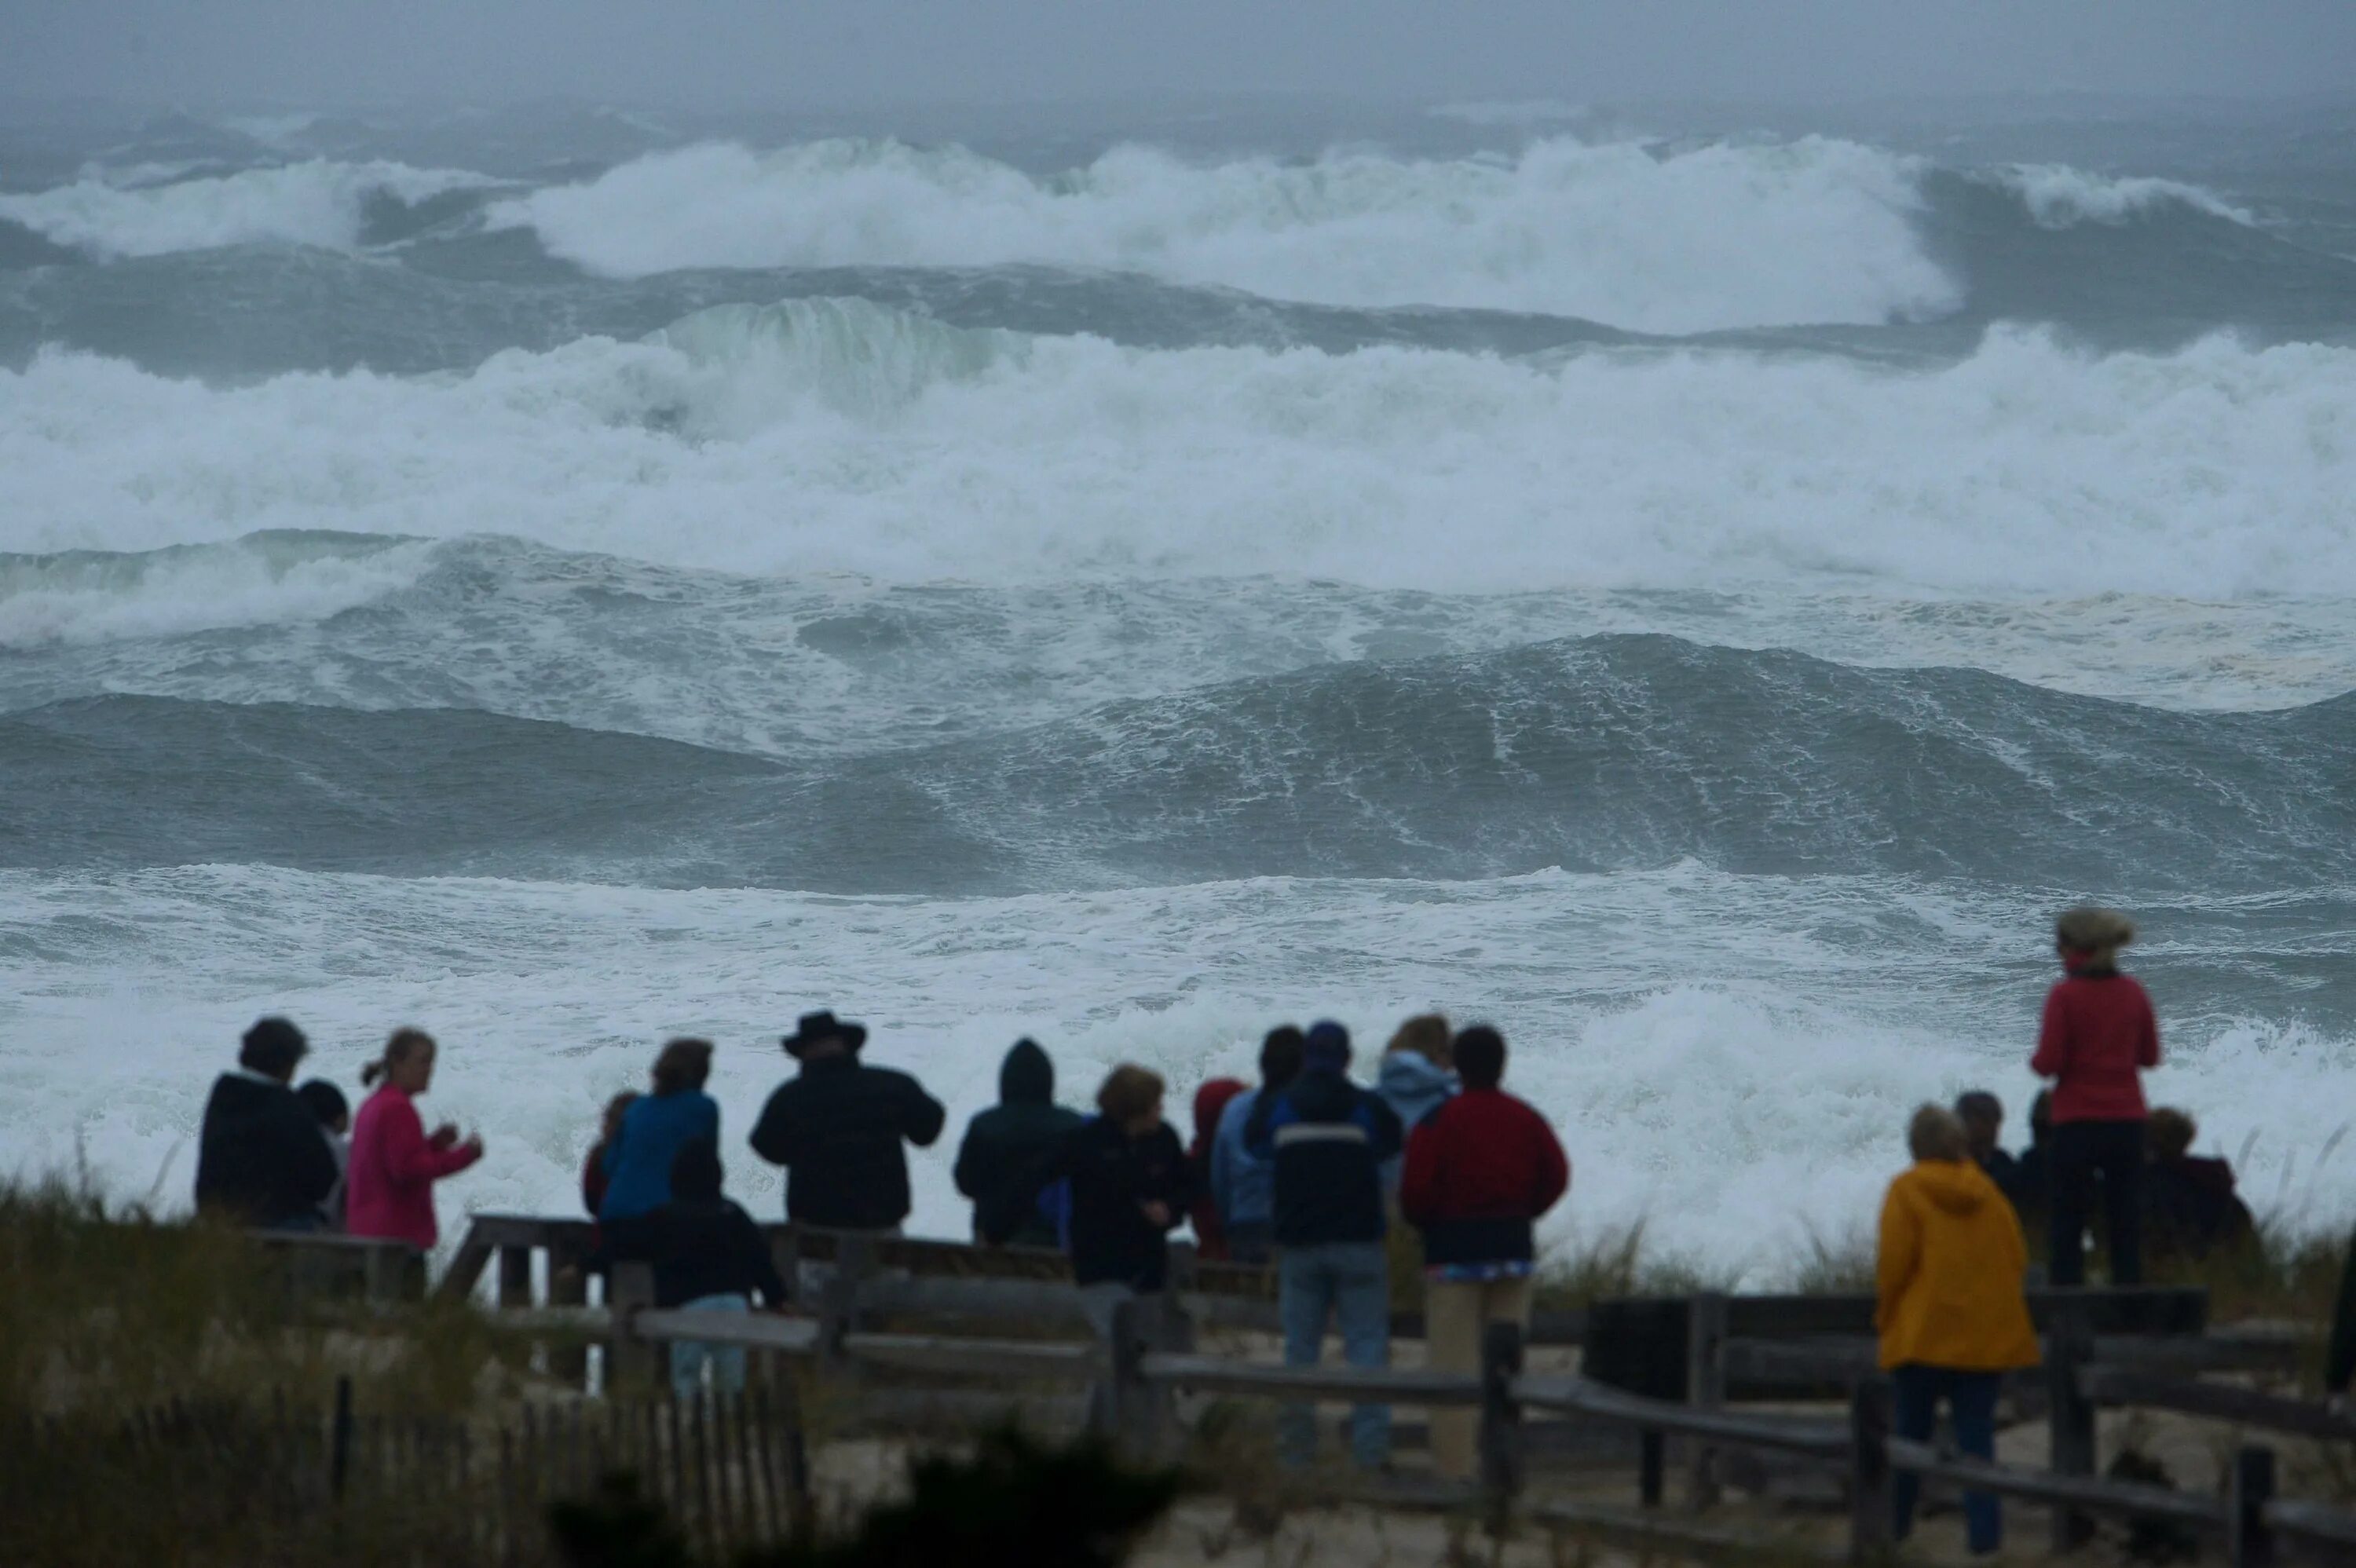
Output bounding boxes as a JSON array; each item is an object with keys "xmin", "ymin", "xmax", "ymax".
[
  {"xmin": 247, "ymin": 1219, "xmax": 2356, "ymax": 1565},
  {"xmin": 580, "ymin": 1298, "xmax": 2356, "ymax": 1566},
  {"xmin": 16, "ymin": 1382, "xmax": 808, "ymax": 1568}
]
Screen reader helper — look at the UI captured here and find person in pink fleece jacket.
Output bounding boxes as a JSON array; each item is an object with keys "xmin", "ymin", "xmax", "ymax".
[{"xmin": 347, "ymin": 1027, "xmax": 484, "ymax": 1249}]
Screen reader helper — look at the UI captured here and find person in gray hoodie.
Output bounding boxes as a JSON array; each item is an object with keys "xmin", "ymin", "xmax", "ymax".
[
  {"xmin": 954, "ymin": 1038, "xmax": 1085, "ymax": 1248},
  {"xmin": 1377, "ymin": 1014, "xmax": 1456, "ymax": 1190}
]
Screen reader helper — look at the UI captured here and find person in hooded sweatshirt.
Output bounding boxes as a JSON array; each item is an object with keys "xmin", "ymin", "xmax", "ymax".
[
  {"xmin": 1879, "ymin": 1105, "xmax": 2040, "ymax": 1557},
  {"xmin": 602, "ymin": 1137, "xmax": 788, "ymax": 1400},
  {"xmin": 601, "ymin": 1039, "xmax": 721, "ymax": 1223},
  {"xmin": 1187, "ymin": 1077, "xmax": 1248, "ymax": 1260},
  {"xmin": 1376, "ymin": 1014, "xmax": 1456, "ymax": 1182},
  {"xmin": 2142, "ymin": 1108, "xmax": 2254, "ymax": 1266},
  {"xmin": 194, "ymin": 1017, "xmax": 341, "ymax": 1231},
  {"xmin": 1399, "ymin": 1025, "xmax": 1568, "ymax": 1481},
  {"xmin": 954, "ymin": 1038, "xmax": 1085, "ymax": 1248},
  {"xmin": 1246, "ymin": 1020, "xmax": 1403, "ymax": 1471},
  {"xmin": 748, "ymin": 1011, "xmax": 945, "ymax": 1232},
  {"xmin": 1210, "ymin": 1026, "xmax": 1304, "ymax": 1266},
  {"xmin": 2030, "ymin": 906, "xmax": 2160, "ymax": 1285}
]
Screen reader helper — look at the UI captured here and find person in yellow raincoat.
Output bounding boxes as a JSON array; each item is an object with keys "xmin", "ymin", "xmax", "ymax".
[{"xmin": 1879, "ymin": 1104, "xmax": 2042, "ymax": 1556}]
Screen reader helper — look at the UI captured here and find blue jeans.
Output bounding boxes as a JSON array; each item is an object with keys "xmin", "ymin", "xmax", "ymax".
[
  {"xmin": 669, "ymin": 1292, "xmax": 749, "ymax": 1401},
  {"xmin": 1892, "ymin": 1365, "xmax": 2003, "ymax": 1555},
  {"xmin": 1279, "ymin": 1241, "xmax": 1390, "ymax": 1469}
]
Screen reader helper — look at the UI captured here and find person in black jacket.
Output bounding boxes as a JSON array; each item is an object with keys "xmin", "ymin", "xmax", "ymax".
[
  {"xmin": 1001, "ymin": 1065, "xmax": 1191, "ymax": 1301},
  {"xmin": 1245, "ymin": 1020, "xmax": 1404, "ymax": 1471},
  {"xmin": 1955, "ymin": 1091, "xmax": 2019, "ymax": 1202},
  {"xmin": 748, "ymin": 1011, "xmax": 946, "ymax": 1231},
  {"xmin": 602, "ymin": 1138, "xmax": 788, "ymax": 1399},
  {"xmin": 193, "ymin": 1018, "xmax": 340, "ymax": 1231},
  {"xmin": 955, "ymin": 1038, "xmax": 1085, "ymax": 1248}
]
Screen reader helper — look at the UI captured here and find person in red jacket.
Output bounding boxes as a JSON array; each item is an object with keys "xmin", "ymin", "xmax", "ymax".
[
  {"xmin": 1399, "ymin": 1025, "xmax": 1569, "ymax": 1479},
  {"xmin": 2029, "ymin": 906, "xmax": 2160, "ymax": 1286},
  {"xmin": 347, "ymin": 1027, "xmax": 485, "ymax": 1251},
  {"xmin": 1187, "ymin": 1076, "xmax": 1248, "ymax": 1261},
  {"xmin": 582, "ymin": 1090, "xmax": 639, "ymax": 1239}
]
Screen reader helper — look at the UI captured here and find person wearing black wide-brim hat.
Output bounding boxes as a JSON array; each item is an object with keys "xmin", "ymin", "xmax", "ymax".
[{"xmin": 748, "ymin": 1011, "xmax": 945, "ymax": 1231}]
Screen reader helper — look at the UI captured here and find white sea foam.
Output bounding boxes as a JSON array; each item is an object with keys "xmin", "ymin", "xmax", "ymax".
[
  {"xmin": 0, "ymin": 533, "xmax": 434, "ymax": 650},
  {"xmin": 493, "ymin": 135, "xmax": 1959, "ymax": 333},
  {"xmin": 2, "ymin": 863, "xmax": 2347, "ymax": 1281},
  {"xmin": 3, "ymin": 309, "xmax": 2351, "ymax": 601},
  {"xmin": 1993, "ymin": 163, "xmax": 2255, "ymax": 228},
  {"xmin": 0, "ymin": 160, "xmax": 493, "ymax": 259}
]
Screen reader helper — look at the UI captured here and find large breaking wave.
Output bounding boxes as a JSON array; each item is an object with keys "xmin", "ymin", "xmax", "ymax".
[
  {"xmin": 489, "ymin": 136, "xmax": 1963, "ymax": 332},
  {"xmin": 4, "ymin": 303, "xmax": 2351, "ymax": 598}
]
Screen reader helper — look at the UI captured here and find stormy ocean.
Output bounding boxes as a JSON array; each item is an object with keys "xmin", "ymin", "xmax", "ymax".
[{"xmin": 2, "ymin": 97, "xmax": 2351, "ymax": 1280}]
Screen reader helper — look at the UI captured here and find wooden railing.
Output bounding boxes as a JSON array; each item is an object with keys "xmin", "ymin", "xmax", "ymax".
[
  {"xmin": 440, "ymin": 1212, "xmax": 1590, "ymax": 1350},
  {"xmin": 391, "ymin": 1217, "xmax": 2354, "ymax": 1565},
  {"xmin": 570, "ymin": 1303, "xmax": 2355, "ymax": 1566}
]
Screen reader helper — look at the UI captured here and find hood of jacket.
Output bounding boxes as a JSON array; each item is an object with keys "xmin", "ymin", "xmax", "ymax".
[
  {"xmin": 1192, "ymin": 1078, "xmax": 1247, "ymax": 1148},
  {"xmin": 1899, "ymin": 1157, "xmax": 1996, "ymax": 1216},
  {"xmin": 1378, "ymin": 1051, "xmax": 1455, "ymax": 1120},
  {"xmin": 209, "ymin": 1070, "xmax": 297, "ymax": 1134},
  {"xmin": 999, "ymin": 1039, "xmax": 1054, "ymax": 1107}
]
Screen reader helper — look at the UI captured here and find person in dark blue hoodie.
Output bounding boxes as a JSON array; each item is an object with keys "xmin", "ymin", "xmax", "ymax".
[
  {"xmin": 1246, "ymin": 1020, "xmax": 1403, "ymax": 1471},
  {"xmin": 954, "ymin": 1038, "xmax": 1085, "ymax": 1248},
  {"xmin": 600, "ymin": 1039, "xmax": 722, "ymax": 1223}
]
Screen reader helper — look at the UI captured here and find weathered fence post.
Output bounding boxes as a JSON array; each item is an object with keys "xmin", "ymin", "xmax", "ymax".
[
  {"xmin": 549, "ymin": 1237, "xmax": 590, "ymax": 1388},
  {"xmin": 1639, "ymin": 1429, "xmax": 1666, "ymax": 1508},
  {"xmin": 1479, "ymin": 1319, "xmax": 1525, "ymax": 1537},
  {"xmin": 608, "ymin": 1260, "xmax": 657, "ymax": 1392},
  {"xmin": 1685, "ymin": 1291, "xmax": 1729, "ymax": 1510},
  {"xmin": 1847, "ymin": 1376, "xmax": 1893, "ymax": 1564},
  {"xmin": 497, "ymin": 1245, "xmax": 534, "ymax": 1311},
  {"xmin": 1101, "ymin": 1294, "xmax": 1152, "ymax": 1459},
  {"xmin": 330, "ymin": 1375, "xmax": 354, "ymax": 1502},
  {"xmin": 818, "ymin": 1233, "xmax": 875, "ymax": 1376},
  {"xmin": 2229, "ymin": 1445, "xmax": 2277, "ymax": 1568},
  {"xmin": 2047, "ymin": 1298, "xmax": 2096, "ymax": 1553},
  {"xmin": 769, "ymin": 1226, "xmax": 802, "ymax": 1307}
]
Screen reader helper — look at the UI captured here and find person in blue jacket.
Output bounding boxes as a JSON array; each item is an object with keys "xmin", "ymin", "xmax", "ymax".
[
  {"xmin": 600, "ymin": 1038, "xmax": 721, "ymax": 1223},
  {"xmin": 1210, "ymin": 1025, "xmax": 1304, "ymax": 1266},
  {"xmin": 1246, "ymin": 1020, "xmax": 1403, "ymax": 1471},
  {"xmin": 1375, "ymin": 1013, "xmax": 1456, "ymax": 1190}
]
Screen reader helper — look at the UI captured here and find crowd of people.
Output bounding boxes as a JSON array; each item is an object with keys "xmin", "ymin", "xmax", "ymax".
[{"xmin": 191, "ymin": 906, "xmax": 2356, "ymax": 1546}]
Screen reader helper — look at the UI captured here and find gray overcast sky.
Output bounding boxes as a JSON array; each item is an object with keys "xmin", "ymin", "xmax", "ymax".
[{"xmin": 5, "ymin": 1, "xmax": 2355, "ymax": 110}]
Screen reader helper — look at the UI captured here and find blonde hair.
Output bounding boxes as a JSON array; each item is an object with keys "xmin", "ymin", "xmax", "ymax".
[
  {"xmin": 360, "ymin": 1026, "xmax": 435, "ymax": 1087},
  {"xmin": 1908, "ymin": 1104, "xmax": 1968, "ymax": 1163},
  {"xmin": 1096, "ymin": 1064, "xmax": 1165, "ymax": 1124},
  {"xmin": 1385, "ymin": 1013, "xmax": 1453, "ymax": 1068},
  {"xmin": 2055, "ymin": 906, "xmax": 2137, "ymax": 964}
]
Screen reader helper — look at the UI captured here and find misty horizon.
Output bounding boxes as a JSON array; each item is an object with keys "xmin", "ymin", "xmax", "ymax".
[{"xmin": 9, "ymin": 1, "xmax": 2356, "ymax": 115}]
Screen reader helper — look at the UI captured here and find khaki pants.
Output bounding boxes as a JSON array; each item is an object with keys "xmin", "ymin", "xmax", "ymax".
[{"xmin": 1425, "ymin": 1274, "xmax": 1533, "ymax": 1480}]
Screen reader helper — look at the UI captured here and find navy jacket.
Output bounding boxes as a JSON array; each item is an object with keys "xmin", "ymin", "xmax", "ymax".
[
  {"xmin": 1243, "ymin": 1069, "xmax": 1402, "ymax": 1248},
  {"xmin": 748, "ymin": 1055, "xmax": 945, "ymax": 1230},
  {"xmin": 194, "ymin": 1071, "xmax": 339, "ymax": 1228}
]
